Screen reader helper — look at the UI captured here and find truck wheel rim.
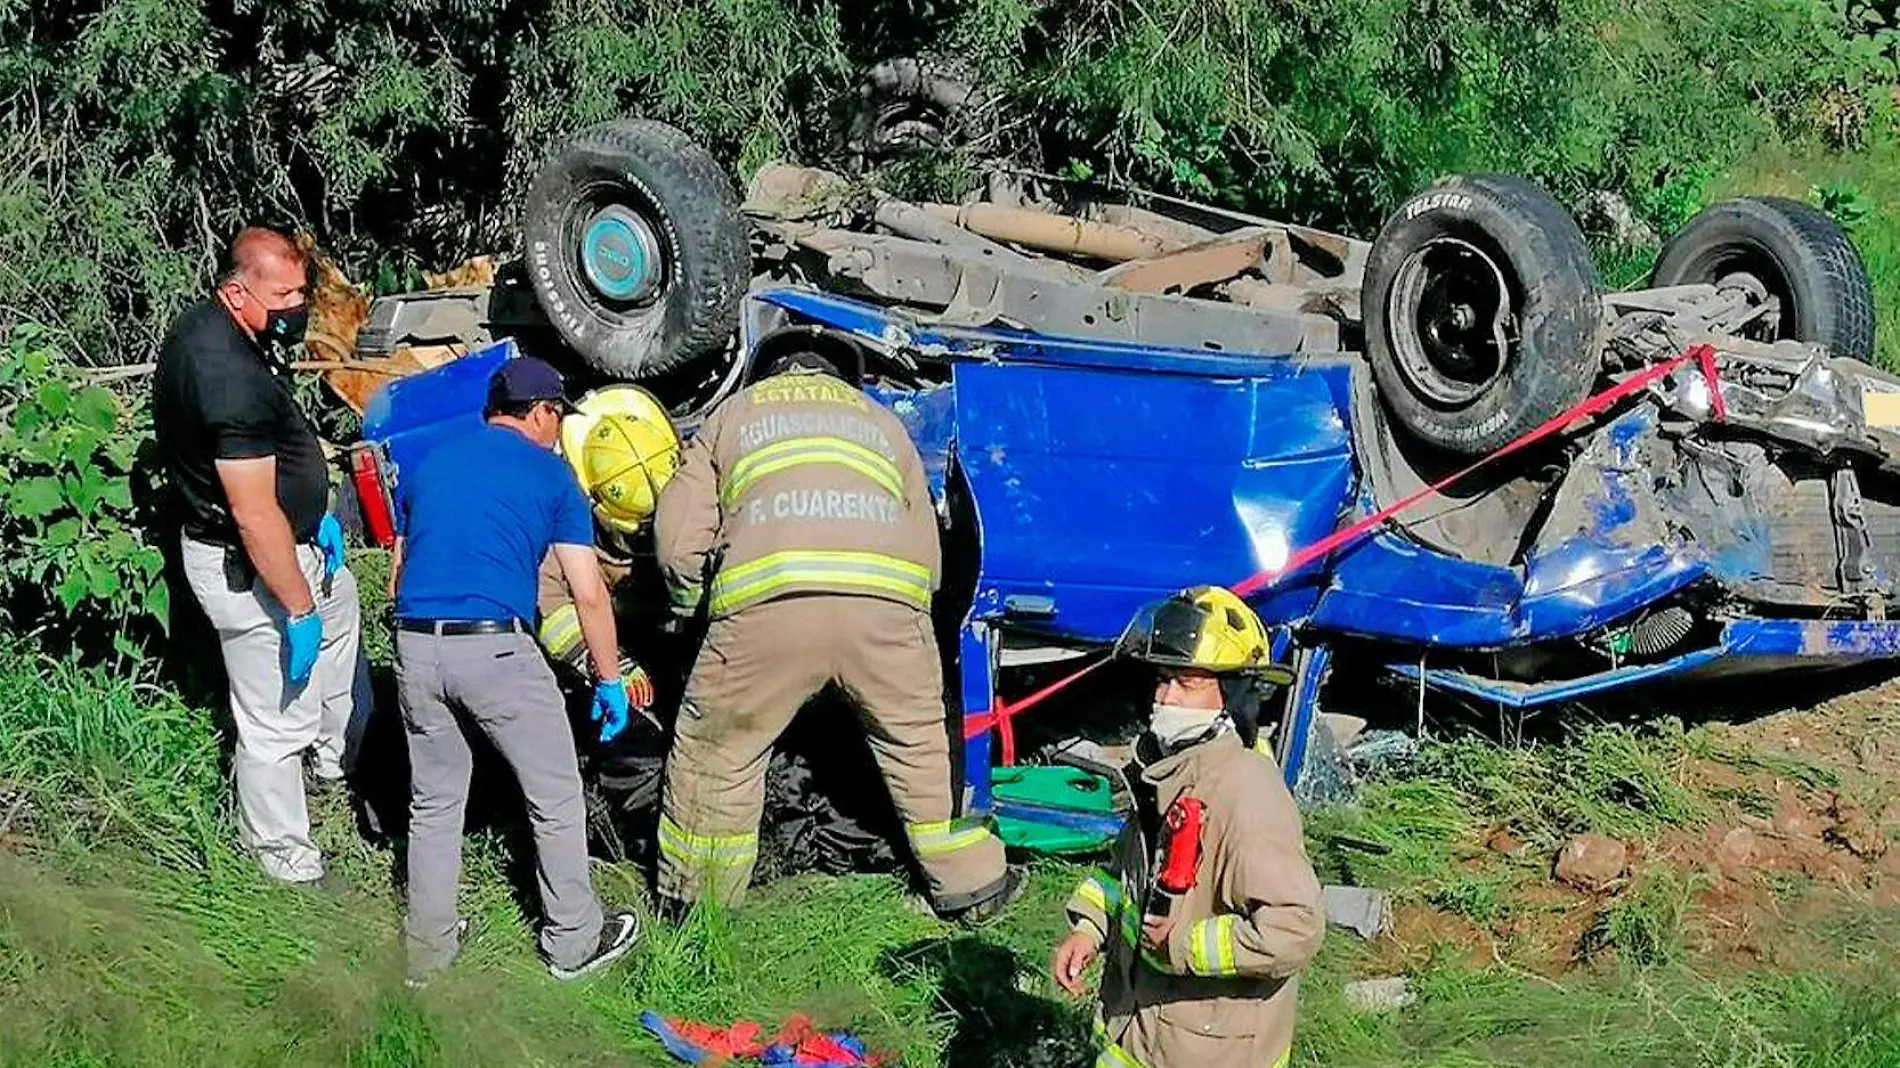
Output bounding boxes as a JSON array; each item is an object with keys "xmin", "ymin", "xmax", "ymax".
[
  {"xmin": 1388, "ymin": 237, "xmax": 1516, "ymax": 407},
  {"xmin": 580, "ymin": 204, "xmax": 664, "ymax": 305},
  {"xmin": 1681, "ymin": 248, "xmax": 1788, "ymax": 343}
]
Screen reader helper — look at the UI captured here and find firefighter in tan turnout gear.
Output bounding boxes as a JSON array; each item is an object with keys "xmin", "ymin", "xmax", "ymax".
[
  {"xmin": 652, "ymin": 349, "xmax": 1016, "ymax": 921},
  {"xmin": 533, "ymin": 385, "xmax": 680, "ymax": 720},
  {"xmin": 1051, "ymin": 586, "xmax": 1325, "ymax": 1068}
]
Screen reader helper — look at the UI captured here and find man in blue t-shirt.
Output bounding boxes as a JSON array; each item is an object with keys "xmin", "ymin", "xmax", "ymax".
[{"xmin": 390, "ymin": 356, "xmax": 642, "ymax": 984}]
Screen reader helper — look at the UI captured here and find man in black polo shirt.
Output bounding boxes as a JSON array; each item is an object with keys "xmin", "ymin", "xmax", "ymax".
[{"xmin": 152, "ymin": 227, "xmax": 367, "ymax": 887}]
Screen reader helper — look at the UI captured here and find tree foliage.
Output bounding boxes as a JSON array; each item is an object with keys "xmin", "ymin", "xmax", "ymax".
[
  {"xmin": 0, "ymin": 0, "xmax": 1893, "ymax": 659},
  {"xmin": 0, "ymin": 0, "xmax": 1892, "ymax": 369}
]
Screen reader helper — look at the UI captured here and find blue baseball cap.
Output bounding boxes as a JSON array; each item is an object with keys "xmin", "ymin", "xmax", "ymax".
[{"xmin": 486, "ymin": 356, "xmax": 570, "ymax": 411}]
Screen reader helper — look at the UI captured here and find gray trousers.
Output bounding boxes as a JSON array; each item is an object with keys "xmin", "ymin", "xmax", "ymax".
[
  {"xmin": 395, "ymin": 629, "xmax": 604, "ymax": 975},
  {"xmin": 180, "ymin": 535, "xmax": 369, "ymax": 882}
]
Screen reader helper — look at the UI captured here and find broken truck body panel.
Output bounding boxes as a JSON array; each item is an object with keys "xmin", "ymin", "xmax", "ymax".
[
  {"xmin": 358, "ymin": 339, "xmax": 516, "ymax": 525},
  {"xmin": 754, "ymin": 287, "xmax": 1808, "ymax": 653},
  {"xmin": 1386, "ymin": 618, "xmax": 1900, "ymax": 709},
  {"xmin": 948, "ymin": 351, "xmax": 1353, "ymax": 641},
  {"xmin": 354, "ymin": 285, "xmax": 1900, "ymax": 824},
  {"xmin": 757, "ymin": 287, "xmax": 1354, "ymax": 641},
  {"xmin": 740, "ymin": 287, "xmax": 1900, "ymax": 807},
  {"xmin": 359, "ymin": 282, "xmax": 1900, "ymax": 673}
]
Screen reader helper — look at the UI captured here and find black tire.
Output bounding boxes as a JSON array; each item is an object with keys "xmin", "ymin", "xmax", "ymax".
[
  {"xmin": 522, "ymin": 119, "xmax": 751, "ymax": 379},
  {"xmin": 847, "ymin": 57, "xmax": 992, "ymax": 162},
  {"xmin": 1650, "ymin": 197, "xmax": 1875, "ymax": 361},
  {"xmin": 1363, "ymin": 174, "xmax": 1604, "ymax": 456}
]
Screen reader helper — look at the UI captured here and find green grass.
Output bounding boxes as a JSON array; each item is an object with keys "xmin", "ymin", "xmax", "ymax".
[
  {"xmin": 5, "ymin": 640, "xmax": 1900, "ymax": 1066},
  {"xmin": 1709, "ymin": 134, "xmax": 1900, "ymax": 372},
  {"xmin": 1580, "ymin": 867, "xmax": 1703, "ymax": 967},
  {"xmin": 1594, "ymin": 131, "xmax": 1900, "ymax": 371},
  {"xmin": 1307, "ymin": 719, "xmax": 1707, "ymax": 914}
]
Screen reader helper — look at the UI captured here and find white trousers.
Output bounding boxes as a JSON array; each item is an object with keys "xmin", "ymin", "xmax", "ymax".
[{"xmin": 180, "ymin": 535, "xmax": 368, "ymax": 881}]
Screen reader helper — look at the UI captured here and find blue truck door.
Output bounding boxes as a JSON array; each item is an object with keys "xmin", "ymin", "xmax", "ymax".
[{"xmin": 951, "ymin": 351, "xmax": 1359, "ymax": 641}]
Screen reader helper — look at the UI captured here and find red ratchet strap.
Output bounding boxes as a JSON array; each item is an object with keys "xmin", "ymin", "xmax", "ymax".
[
  {"xmin": 962, "ymin": 657, "xmax": 1110, "ymax": 765},
  {"xmin": 1236, "ymin": 343, "xmax": 1724, "ymax": 595},
  {"xmin": 966, "ymin": 344, "xmax": 1723, "ymax": 764}
]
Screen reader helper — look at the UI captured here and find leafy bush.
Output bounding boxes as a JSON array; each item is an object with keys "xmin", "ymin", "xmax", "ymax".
[
  {"xmin": 0, "ymin": 325, "xmax": 166, "ymax": 657},
  {"xmin": 1, "ymin": 0, "xmax": 1894, "ymax": 373},
  {"xmin": 0, "ymin": 0, "xmax": 855, "ymax": 368}
]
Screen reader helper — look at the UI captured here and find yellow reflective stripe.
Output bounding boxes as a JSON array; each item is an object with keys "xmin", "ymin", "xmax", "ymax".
[
  {"xmin": 907, "ymin": 818, "xmax": 996, "ymax": 858},
  {"xmin": 1115, "ymin": 895, "xmax": 1176, "ymax": 973},
  {"xmin": 722, "ymin": 437, "xmax": 903, "ymax": 505},
  {"xmin": 1187, "ymin": 914, "xmax": 1241, "ymax": 976},
  {"xmin": 1072, "ymin": 871, "xmax": 1122, "ymax": 916},
  {"xmin": 1092, "ymin": 1021, "xmax": 1148, "ymax": 1068},
  {"xmin": 658, "ymin": 815, "xmax": 757, "ymax": 869},
  {"xmin": 1118, "ymin": 892, "xmax": 1142, "ymax": 942},
  {"xmin": 709, "ymin": 550, "xmax": 930, "ymax": 615},
  {"xmin": 669, "ymin": 581, "xmax": 704, "ymax": 609},
  {"xmin": 1214, "ymin": 915, "xmax": 1239, "ymax": 975},
  {"xmin": 537, "ymin": 603, "xmax": 582, "ymax": 658},
  {"xmin": 718, "ymin": 549, "xmax": 931, "ymax": 588}
]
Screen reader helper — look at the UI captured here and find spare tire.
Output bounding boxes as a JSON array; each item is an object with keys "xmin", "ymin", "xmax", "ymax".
[
  {"xmin": 1650, "ymin": 197, "xmax": 1875, "ymax": 361},
  {"xmin": 847, "ymin": 56, "xmax": 992, "ymax": 163},
  {"xmin": 523, "ymin": 119, "xmax": 751, "ymax": 379},
  {"xmin": 1363, "ymin": 174, "xmax": 1604, "ymax": 456}
]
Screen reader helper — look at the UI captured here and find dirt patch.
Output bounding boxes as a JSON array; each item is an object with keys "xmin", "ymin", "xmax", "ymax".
[
  {"xmin": 1366, "ymin": 904, "xmax": 1497, "ymax": 975},
  {"xmin": 1493, "ymin": 880, "xmax": 1601, "ymax": 972},
  {"xmin": 1367, "ymin": 675, "xmax": 1900, "ymax": 976}
]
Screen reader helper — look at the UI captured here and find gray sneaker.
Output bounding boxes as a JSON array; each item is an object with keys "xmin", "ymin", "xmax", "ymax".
[
  {"xmin": 547, "ymin": 909, "xmax": 640, "ymax": 981},
  {"xmin": 287, "ymin": 869, "xmax": 350, "ymax": 897},
  {"xmin": 404, "ymin": 917, "xmax": 471, "ymax": 990}
]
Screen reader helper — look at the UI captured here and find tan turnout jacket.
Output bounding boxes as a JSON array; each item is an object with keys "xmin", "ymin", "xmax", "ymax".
[
  {"xmin": 654, "ymin": 369, "xmax": 939, "ymax": 619},
  {"xmin": 1067, "ymin": 732, "xmax": 1325, "ymax": 1068}
]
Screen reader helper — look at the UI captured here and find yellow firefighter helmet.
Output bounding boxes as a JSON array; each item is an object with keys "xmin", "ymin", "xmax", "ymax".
[
  {"xmin": 1113, "ymin": 585, "xmax": 1290, "ymax": 683},
  {"xmin": 558, "ymin": 385, "xmax": 682, "ymax": 533}
]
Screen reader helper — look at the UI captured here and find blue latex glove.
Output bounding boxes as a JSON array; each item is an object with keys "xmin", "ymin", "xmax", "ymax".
[
  {"xmin": 316, "ymin": 514, "xmax": 347, "ymax": 579},
  {"xmin": 285, "ymin": 611, "xmax": 323, "ymax": 688},
  {"xmin": 592, "ymin": 678, "xmax": 631, "ymax": 744}
]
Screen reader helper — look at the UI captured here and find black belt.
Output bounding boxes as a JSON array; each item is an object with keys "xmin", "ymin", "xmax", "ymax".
[{"xmin": 397, "ymin": 618, "xmax": 525, "ymax": 636}]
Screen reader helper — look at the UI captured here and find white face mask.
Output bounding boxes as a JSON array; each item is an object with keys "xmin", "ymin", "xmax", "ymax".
[{"xmin": 1148, "ymin": 703, "xmax": 1222, "ymax": 748}]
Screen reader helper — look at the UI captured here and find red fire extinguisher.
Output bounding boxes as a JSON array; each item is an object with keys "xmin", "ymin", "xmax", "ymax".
[{"xmin": 1145, "ymin": 796, "xmax": 1206, "ymax": 919}]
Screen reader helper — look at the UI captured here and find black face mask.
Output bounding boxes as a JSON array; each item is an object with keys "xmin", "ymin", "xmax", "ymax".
[{"xmin": 261, "ymin": 304, "xmax": 309, "ymax": 346}]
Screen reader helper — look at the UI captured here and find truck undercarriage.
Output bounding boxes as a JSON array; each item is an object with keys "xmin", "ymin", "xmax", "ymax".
[{"xmin": 335, "ymin": 119, "xmax": 1891, "ymax": 865}]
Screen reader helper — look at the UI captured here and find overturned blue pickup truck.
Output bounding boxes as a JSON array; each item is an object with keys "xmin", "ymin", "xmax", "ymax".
[{"xmin": 347, "ymin": 119, "xmax": 1894, "ymax": 857}]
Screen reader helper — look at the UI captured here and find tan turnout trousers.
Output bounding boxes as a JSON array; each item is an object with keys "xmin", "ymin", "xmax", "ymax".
[{"xmin": 657, "ymin": 595, "xmax": 1007, "ymax": 911}]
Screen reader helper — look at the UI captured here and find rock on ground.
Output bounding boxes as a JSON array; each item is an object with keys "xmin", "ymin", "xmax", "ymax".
[
  {"xmin": 1344, "ymin": 976, "xmax": 1416, "ymax": 1013},
  {"xmin": 1715, "ymin": 826, "xmax": 1758, "ymax": 881},
  {"xmin": 1554, "ymin": 834, "xmax": 1629, "ymax": 893}
]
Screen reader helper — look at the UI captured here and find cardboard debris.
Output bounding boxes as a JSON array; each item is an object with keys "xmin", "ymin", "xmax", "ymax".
[
  {"xmin": 424, "ymin": 255, "xmax": 499, "ymax": 291},
  {"xmin": 304, "ymin": 245, "xmax": 495, "ymax": 415}
]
